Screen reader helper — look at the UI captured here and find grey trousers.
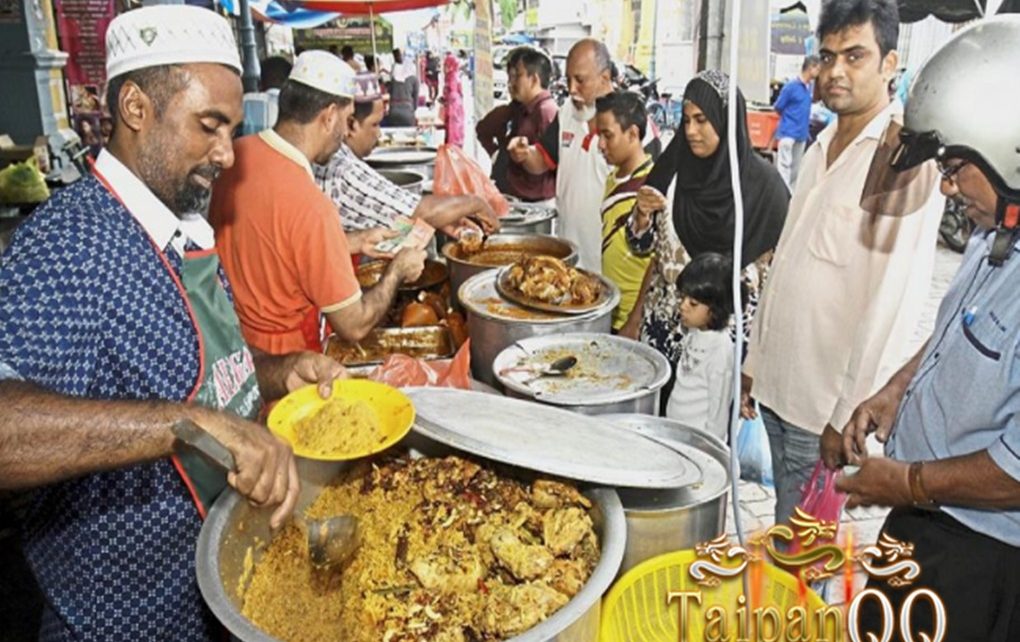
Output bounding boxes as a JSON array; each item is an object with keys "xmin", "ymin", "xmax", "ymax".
[
  {"xmin": 777, "ymin": 137, "xmax": 806, "ymax": 191},
  {"xmin": 761, "ymin": 405, "xmax": 820, "ymax": 526}
]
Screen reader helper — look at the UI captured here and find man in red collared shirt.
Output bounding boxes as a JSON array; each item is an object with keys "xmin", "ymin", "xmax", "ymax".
[{"xmin": 476, "ymin": 47, "xmax": 557, "ymax": 202}]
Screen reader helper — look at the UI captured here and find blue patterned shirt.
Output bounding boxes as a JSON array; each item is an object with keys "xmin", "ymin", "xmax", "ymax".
[{"xmin": 0, "ymin": 176, "xmax": 220, "ymax": 640}]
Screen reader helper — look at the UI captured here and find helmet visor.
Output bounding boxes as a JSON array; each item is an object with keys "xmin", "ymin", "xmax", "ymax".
[{"xmin": 861, "ymin": 118, "xmax": 942, "ymax": 218}]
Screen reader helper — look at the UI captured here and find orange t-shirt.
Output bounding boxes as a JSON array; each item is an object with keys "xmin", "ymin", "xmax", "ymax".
[{"xmin": 210, "ymin": 131, "xmax": 361, "ymax": 355}]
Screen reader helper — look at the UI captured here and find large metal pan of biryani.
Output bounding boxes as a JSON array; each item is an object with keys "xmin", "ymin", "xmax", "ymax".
[{"xmin": 196, "ymin": 436, "xmax": 625, "ymax": 642}]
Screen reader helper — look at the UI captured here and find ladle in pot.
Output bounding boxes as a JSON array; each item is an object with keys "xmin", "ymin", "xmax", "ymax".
[{"xmin": 170, "ymin": 419, "xmax": 360, "ymax": 569}]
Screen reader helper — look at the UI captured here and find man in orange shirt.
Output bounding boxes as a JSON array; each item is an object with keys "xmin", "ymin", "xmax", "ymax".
[{"xmin": 211, "ymin": 51, "xmax": 425, "ymax": 354}]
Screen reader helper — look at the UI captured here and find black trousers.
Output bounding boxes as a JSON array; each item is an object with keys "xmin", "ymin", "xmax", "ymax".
[{"xmin": 857, "ymin": 507, "xmax": 1020, "ymax": 642}]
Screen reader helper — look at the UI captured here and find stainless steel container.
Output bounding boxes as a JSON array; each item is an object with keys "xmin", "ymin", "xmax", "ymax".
[
  {"xmin": 493, "ymin": 334, "xmax": 671, "ymax": 416},
  {"xmin": 195, "ymin": 436, "xmax": 626, "ymax": 642},
  {"xmin": 603, "ymin": 413, "xmax": 731, "ymax": 574},
  {"xmin": 459, "ymin": 271, "xmax": 618, "ymax": 386},
  {"xmin": 365, "ymin": 147, "xmax": 437, "ymax": 180},
  {"xmin": 442, "ymin": 233, "xmax": 578, "ymax": 308},
  {"xmin": 376, "ymin": 169, "xmax": 425, "ymax": 195},
  {"xmin": 500, "ymin": 201, "xmax": 558, "ymax": 236}
]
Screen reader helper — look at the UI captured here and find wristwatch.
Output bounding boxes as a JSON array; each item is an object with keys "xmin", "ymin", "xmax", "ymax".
[{"xmin": 908, "ymin": 461, "xmax": 937, "ymax": 507}]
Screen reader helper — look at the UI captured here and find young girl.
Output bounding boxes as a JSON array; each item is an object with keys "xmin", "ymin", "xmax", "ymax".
[{"xmin": 665, "ymin": 252, "xmax": 740, "ymax": 441}]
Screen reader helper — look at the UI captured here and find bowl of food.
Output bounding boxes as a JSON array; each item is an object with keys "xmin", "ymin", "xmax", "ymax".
[
  {"xmin": 196, "ymin": 438, "xmax": 626, "ymax": 642},
  {"xmin": 267, "ymin": 379, "xmax": 415, "ymax": 460},
  {"xmin": 356, "ymin": 259, "xmax": 448, "ymax": 294}
]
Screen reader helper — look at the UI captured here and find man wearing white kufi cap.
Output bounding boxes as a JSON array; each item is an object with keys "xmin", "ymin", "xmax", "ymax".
[
  {"xmin": 0, "ymin": 6, "xmax": 344, "ymax": 640},
  {"xmin": 210, "ymin": 51, "xmax": 426, "ymax": 354}
]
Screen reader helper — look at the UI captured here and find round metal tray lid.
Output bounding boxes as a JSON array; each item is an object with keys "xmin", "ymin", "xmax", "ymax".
[
  {"xmin": 459, "ymin": 270, "xmax": 617, "ymax": 324},
  {"xmin": 602, "ymin": 413, "xmax": 731, "ymax": 510},
  {"xmin": 366, "ymin": 148, "xmax": 438, "ymax": 165},
  {"xmin": 404, "ymin": 387, "xmax": 703, "ymax": 488},
  {"xmin": 503, "ymin": 202, "xmax": 557, "ymax": 224},
  {"xmin": 493, "ymin": 334, "xmax": 672, "ymax": 405}
]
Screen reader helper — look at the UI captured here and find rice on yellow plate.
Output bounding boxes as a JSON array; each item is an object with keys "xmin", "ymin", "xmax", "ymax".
[{"xmin": 267, "ymin": 379, "xmax": 415, "ymax": 460}]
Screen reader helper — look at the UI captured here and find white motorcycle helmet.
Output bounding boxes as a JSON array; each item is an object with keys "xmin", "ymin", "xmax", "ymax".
[{"xmin": 893, "ymin": 15, "xmax": 1020, "ymax": 218}]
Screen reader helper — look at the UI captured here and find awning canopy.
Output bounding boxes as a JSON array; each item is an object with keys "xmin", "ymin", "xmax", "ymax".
[{"xmin": 297, "ymin": 0, "xmax": 449, "ymax": 15}]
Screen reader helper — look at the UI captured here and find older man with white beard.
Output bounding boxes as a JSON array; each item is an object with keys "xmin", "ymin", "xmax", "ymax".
[{"xmin": 509, "ymin": 39, "xmax": 660, "ymax": 271}]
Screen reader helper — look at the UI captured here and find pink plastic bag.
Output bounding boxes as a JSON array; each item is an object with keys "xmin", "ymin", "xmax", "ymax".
[
  {"xmin": 367, "ymin": 340, "xmax": 472, "ymax": 390},
  {"xmin": 432, "ymin": 145, "xmax": 510, "ymax": 218},
  {"xmin": 797, "ymin": 460, "xmax": 847, "ymax": 524}
]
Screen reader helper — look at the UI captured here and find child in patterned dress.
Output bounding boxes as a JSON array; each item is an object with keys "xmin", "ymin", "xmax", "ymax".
[{"xmin": 665, "ymin": 252, "xmax": 740, "ymax": 441}]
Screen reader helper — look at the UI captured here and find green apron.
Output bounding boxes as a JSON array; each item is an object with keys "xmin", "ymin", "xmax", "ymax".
[{"xmin": 173, "ymin": 247, "xmax": 261, "ymax": 513}]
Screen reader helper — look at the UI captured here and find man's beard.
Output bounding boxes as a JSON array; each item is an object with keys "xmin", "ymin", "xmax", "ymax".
[
  {"xmin": 571, "ymin": 100, "xmax": 597, "ymax": 122},
  {"xmin": 137, "ymin": 130, "xmax": 220, "ymax": 216}
]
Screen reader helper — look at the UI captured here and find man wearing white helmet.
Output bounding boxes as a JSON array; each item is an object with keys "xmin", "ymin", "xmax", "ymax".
[
  {"xmin": 210, "ymin": 51, "xmax": 427, "ymax": 354},
  {"xmin": 837, "ymin": 16, "xmax": 1020, "ymax": 638},
  {"xmin": 0, "ymin": 6, "xmax": 344, "ymax": 640}
]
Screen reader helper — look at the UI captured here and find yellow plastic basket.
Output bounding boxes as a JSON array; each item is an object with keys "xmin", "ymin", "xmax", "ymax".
[{"xmin": 600, "ymin": 549, "xmax": 832, "ymax": 642}]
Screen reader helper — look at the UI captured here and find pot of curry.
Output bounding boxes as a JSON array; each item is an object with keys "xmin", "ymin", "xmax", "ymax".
[{"xmin": 441, "ymin": 234, "xmax": 578, "ymax": 308}]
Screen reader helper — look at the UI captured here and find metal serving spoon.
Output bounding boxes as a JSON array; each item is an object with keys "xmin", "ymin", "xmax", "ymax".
[
  {"xmin": 522, "ymin": 355, "xmax": 578, "ymax": 385},
  {"xmin": 171, "ymin": 419, "xmax": 360, "ymax": 569}
]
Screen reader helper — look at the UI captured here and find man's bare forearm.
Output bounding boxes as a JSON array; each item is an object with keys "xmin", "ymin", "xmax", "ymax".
[
  {"xmin": 325, "ymin": 273, "xmax": 399, "ymax": 342},
  {"xmin": 922, "ymin": 450, "xmax": 1020, "ymax": 509},
  {"xmin": 252, "ymin": 350, "xmax": 299, "ymax": 402},
  {"xmin": 414, "ymin": 195, "xmax": 485, "ymax": 229},
  {"xmin": 0, "ymin": 380, "xmax": 185, "ymax": 490}
]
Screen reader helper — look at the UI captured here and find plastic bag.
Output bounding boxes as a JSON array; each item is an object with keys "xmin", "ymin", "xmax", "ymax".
[
  {"xmin": 795, "ymin": 460, "xmax": 847, "ymax": 525},
  {"xmin": 367, "ymin": 339, "xmax": 472, "ymax": 389},
  {"xmin": 432, "ymin": 144, "xmax": 510, "ymax": 218},
  {"xmin": 736, "ymin": 410, "xmax": 773, "ymax": 486}
]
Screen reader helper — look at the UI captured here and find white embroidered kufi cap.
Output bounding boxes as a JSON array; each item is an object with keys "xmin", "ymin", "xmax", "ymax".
[
  {"xmin": 105, "ymin": 6, "xmax": 242, "ymax": 80},
  {"xmin": 289, "ymin": 51, "xmax": 357, "ymax": 99}
]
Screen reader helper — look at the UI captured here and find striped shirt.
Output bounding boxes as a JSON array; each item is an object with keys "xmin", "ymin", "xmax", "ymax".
[
  {"xmin": 314, "ymin": 144, "xmax": 422, "ymax": 231},
  {"xmin": 601, "ymin": 155, "xmax": 654, "ymax": 330}
]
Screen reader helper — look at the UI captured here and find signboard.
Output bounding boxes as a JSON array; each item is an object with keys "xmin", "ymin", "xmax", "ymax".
[
  {"xmin": 473, "ymin": 0, "xmax": 494, "ymax": 120},
  {"xmin": 54, "ymin": 0, "xmax": 116, "ymax": 151},
  {"xmin": 771, "ymin": 10, "xmax": 812, "ymax": 55},
  {"xmin": 294, "ymin": 16, "xmax": 394, "ymax": 55}
]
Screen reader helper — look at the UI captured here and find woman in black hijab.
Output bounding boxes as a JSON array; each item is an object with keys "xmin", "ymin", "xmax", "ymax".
[{"xmin": 622, "ymin": 70, "xmax": 789, "ymax": 400}]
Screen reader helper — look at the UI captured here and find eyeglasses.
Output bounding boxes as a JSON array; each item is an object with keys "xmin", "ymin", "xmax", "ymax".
[{"xmin": 936, "ymin": 158, "xmax": 970, "ymax": 181}]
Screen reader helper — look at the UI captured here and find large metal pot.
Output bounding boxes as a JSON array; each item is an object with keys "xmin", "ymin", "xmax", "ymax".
[
  {"xmin": 195, "ymin": 434, "xmax": 626, "ymax": 642},
  {"xmin": 492, "ymin": 334, "xmax": 671, "ymax": 416},
  {"xmin": 459, "ymin": 270, "xmax": 618, "ymax": 386},
  {"xmin": 603, "ymin": 413, "xmax": 731, "ymax": 574},
  {"xmin": 500, "ymin": 201, "xmax": 558, "ymax": 236},
  {"xmin": 442, "ymin": 233, "xmax": 578, "ymax": 307},
  {"xmin": 365, "ymin": 147, "xmax": 437, "ymax": 180},
  {"xmin": 376, "ymin": 169, "xmax": 425, "ymax": 195}
]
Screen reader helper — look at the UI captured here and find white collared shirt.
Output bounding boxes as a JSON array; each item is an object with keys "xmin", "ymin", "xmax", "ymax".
[
  {"xmin": 743, "ymin": 100, "xmax": 944, "ymax": 434},
  {"xmin": 93, "ymin": 150, "xmax": 215, "ymax": 255}
]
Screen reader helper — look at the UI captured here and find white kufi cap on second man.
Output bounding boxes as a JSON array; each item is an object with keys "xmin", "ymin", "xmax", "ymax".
[
  {"xmin": 105, "ymin": 6, "xmax": 241, "ymax": 79},
  {"xmin": 289, "ymin": 51, "xmax": 357, "ymax": 99}
]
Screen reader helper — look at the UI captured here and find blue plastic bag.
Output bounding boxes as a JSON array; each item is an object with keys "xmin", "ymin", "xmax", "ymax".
[{"xmin": 736, "ymin": 408, "xmax": 773, "ymax": 486}]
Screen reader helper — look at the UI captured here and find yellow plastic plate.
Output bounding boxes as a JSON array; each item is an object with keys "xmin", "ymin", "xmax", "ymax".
[{"xmin": 267, "ymin": 379, "xmax": 415, "ymax": 461}]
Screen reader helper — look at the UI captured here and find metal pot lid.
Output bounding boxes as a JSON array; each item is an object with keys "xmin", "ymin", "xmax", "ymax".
[
  {"xmin": 503, "ymin": 203, "xmax": 557, "ymax": 224},
  {"xmin": 404, "ymin": 387, "xmax": 703, "ymax": 488},
  {"xmin": 493, "ymin": 334, "xmax": 671, "ymax": 405},
  {"xmin": 603, "ymin": 413, "xmax": 731, "ymax": 511},
  {"xmin": 365, "ymin": 148, "xmax": 438, "ymax": 166},
  {"xmin": 459, "ymin": 270, "xmax": 617, "ymax": 324}
]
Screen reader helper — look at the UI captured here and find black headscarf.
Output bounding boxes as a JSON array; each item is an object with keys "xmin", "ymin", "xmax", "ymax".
[{"xmin": 646, "ymin": 70, "xmax": 789, "ymax": 267}]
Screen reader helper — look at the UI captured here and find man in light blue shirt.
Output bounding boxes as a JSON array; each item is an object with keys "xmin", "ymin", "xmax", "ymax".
[
  {"xmin": 835, "ymin": 15, "xmax": 1020, "ymax": 641},
  {"xmin": 773, "ymin": 55, "xmax": 819, "ymax": 190}
]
